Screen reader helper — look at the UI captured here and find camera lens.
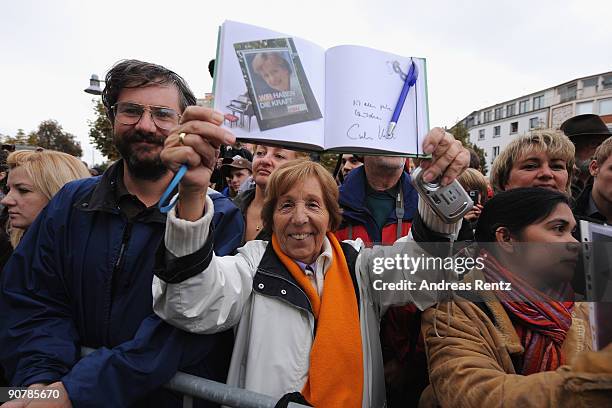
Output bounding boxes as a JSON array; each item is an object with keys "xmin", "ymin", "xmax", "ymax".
[{"xmin": 424, "ymin": 178, "xmax": 440, "ymax": 189}]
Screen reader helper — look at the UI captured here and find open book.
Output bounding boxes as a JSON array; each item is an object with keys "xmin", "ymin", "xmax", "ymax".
[{"xmin": 214, "ymin": 21, "xmax": 429, "ymax": 156}]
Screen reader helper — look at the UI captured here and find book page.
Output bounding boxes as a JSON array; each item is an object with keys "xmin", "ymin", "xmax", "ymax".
[
  {"xmin": 215, "ymin": 21, "xmax": 326, "ymax": 150},
  {"xmin": 324, "ymin": 45, "xmax": 429, "ymax": 155}
]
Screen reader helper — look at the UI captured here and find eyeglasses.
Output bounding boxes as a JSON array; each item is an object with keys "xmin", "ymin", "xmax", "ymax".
[{"xmin": 112, "ymin": 102, "xmax": 181, "ymax": 130}]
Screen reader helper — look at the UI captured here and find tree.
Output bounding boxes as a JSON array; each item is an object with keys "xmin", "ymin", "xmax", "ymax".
[
  {"xmin": 449, "ymin": 122, "xmax": 488, "ymax": 175},
  {"xmin": 28, "ymin": 120, "xmax": 82, "ymax": 157},
  {"xmin": 88, "ymin": 99, "xmax": 119, "ymax": 161},
  {"xmin": 317, "ymin": 152, "xmax": 344, "ymax": 174},
  {"xmin": 1, "ymin": 129, "xmax": 33, "ymax": 146}
]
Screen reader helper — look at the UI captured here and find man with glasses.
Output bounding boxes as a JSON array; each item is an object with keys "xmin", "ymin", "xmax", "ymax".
[{"xmin": 0, "ymin": 60, "xmax": 243, "ymax": 407}]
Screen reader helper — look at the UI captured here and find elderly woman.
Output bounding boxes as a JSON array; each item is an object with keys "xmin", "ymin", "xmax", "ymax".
[
  {"xmin": 419, "ymin": 187, "xmax": 612, "ymax": 407},
  {"xmin": 153, "ymin": 106, "xmax": 469, "ymax": 407}
]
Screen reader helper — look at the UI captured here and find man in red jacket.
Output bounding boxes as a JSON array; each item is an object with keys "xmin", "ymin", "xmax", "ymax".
[{"xmin": 335, "ymin": 129, "xmax": 469, "ymax": 406}]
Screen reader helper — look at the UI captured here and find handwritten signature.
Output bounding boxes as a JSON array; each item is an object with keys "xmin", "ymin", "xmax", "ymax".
[
  {"xmin": 354, "ymin": 109, "xmax": 382, "ymax": 121},
  {"xmin": 346, "ymin": 123, "xmax": 373, "ymax": 140},
  {"xmin": 346, "ymin": 123, "xmax": 397, "ymax": 140}
]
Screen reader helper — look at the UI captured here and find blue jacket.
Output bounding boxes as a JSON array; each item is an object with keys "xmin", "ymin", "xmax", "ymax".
[{"xmin": 0, "ymin": 161, "xmax": 244, "ymax": 407}]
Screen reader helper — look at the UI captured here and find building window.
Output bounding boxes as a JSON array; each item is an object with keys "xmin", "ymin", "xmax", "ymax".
[
  {"xmin": 510, "ymin": 122, "xmax": 518, "ymax": 134},
  {"xmin": 529, "ymin": 117, "xmax": 540, "ymax": 129},
  {"xmin": 506, "ymin": 103, "xmax": 516, "ymax": 116},
  {"xmin": 603, "ymin": 75, "xmax": 612, "ymax": 90},
  {"xmin": 478, "ymin": 129, "xmax": 485, "ymax": 140},
  {"xmin": 483, "ymin": 111, "xmax": 491, "ymax": 122},
  {"xmin": 559, "ymin": 83, "xmax": 577, "ymax": 103},
  {"xmin": 600, "ymin": 98, "xmax": 612, "ymax": 115},
  {"xmin": 533, "ymin": 95, "xmax": 544, "ymax": 110},
  {"xmin": 494, "ymin": 107, "xmax": 503, "ymax": 120},
  {"xmin": 576, "ymin": 101, "xmax": 594, "ymax": 115},
  {"xmin": 519, "ymin": 100, "xmax": 529, "ymax": 114},
  {"xmin": 493, "ymin": 126, "xmax": 501, "ymax": 137},
  {"xmin": 583, "ymin": 77, "xmax": 598, "ymax": 88},
  {"xmin": 492, "ymin": 146, "xmax": 500, "ymax": 160}
]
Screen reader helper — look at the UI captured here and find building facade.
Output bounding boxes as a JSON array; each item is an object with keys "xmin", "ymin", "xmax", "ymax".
[{"xmin": 459, "ymin": 71, "xmax": 612, "ymax": 174}]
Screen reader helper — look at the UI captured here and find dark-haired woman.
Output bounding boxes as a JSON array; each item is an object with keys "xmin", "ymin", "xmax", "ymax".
[{"xmin": 420, "ymin": 188, "xmax": 612, "ymax": 407}]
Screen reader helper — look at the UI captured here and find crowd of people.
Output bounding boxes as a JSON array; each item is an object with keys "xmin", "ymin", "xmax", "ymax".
[{"xmin": 0, "ymin": 59, "xmax": 611, "ymax": 408}]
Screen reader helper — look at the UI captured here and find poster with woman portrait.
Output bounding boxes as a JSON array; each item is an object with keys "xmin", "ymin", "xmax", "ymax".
[{"xmin": 234, "ymin": 38, "xmax": 322, "ymax": 131}]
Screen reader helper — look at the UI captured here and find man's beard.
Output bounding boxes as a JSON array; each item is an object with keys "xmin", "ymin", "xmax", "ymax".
[{"xmin": 114, "ymin": 130, "xmax": 168, "ymax": 181}]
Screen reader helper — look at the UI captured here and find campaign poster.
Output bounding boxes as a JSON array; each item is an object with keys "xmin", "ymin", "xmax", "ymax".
[{"xmin": 234, "ymin": 37, "xmax": 322, "ymax": 131}]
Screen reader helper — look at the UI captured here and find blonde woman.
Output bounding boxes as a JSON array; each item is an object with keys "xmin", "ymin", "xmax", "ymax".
[
  {"xmin": 490, "ymin": 129, "xmax": 575, "ymax": 194},
  {"xmin": 1, "ymin": 150, "xmax": 90, "ymax": 248}
]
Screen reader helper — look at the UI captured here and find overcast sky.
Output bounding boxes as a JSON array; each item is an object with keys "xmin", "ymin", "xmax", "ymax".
[{"xmin": 1, "ymin": 0, "xmax": 610, "ymax": 165}]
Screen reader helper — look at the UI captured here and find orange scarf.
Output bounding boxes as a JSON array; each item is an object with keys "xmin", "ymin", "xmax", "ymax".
[{"xmin": 271, "ymin": 232, "xmax": 363, "ymax": 407}]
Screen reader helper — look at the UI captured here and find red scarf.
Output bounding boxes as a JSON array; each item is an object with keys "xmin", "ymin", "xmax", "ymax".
[{"xmin": 481, "ymin": 250, "xmax": 574, "ymax": 375}]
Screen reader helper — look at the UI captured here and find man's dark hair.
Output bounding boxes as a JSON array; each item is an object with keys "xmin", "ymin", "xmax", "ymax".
[
  {"xmin": 208, "ymin": 59, "xmax": 215, "ymax": 78},
  {"xmin": 466, "ymin": 147, "xmax": 480, "ymax": 170},
  {"xmin": 475, "ymin": 187, "xmax": 570, "ymax": 242},
  {"xmin": 102, "ymin": 59, "xmax": 197, "ymax": 123}
]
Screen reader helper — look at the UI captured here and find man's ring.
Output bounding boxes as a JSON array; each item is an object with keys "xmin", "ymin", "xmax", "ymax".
[{"xmin": 179, "ymin": 132, "xmax": 186, "ymax": 145}]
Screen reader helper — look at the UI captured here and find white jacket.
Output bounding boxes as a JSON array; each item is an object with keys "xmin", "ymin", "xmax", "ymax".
[{"xmin": 152, "ymin": 195, "xmax": 447, "ymax": 408}]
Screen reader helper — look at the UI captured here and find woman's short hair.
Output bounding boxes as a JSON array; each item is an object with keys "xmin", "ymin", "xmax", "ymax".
[
  {"xmin": 594, "ymin": 136, "xmax": 612, "ymax": 165},
  {"xmin": 490, "ymin": 129, "xmax": 575, "ymax": 193},
  {"xmin": 252, "ymin": 144, "xmax": 310, "ymax": 160},
  {"xmin": 261, "ymin": 159, "xmax": 342, "ymax": 233},
  {"xmin": 474, "ymin": 187, "xmax": 570, "ymax": 242},
  {"xmin": 251, "ymin": 53, "xmax": 292, "ymax": 76},
  {"xmin": 6, "ymin": 150, "xmax": 91, "ymax": 246}
]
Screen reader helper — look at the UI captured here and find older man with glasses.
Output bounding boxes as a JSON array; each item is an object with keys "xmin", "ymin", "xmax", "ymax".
[{"xmin": 0, "ymin": 60, "xmax": 243, "ymax": 407}]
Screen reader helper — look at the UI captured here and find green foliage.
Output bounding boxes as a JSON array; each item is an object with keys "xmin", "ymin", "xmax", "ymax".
[
  {"xmin": 318, "ymin": 152, "xmax": 343, "ymax": 175},
  {"xmin": 28, "ymin": 120, "xmax": 82, "ymax": 157},
  {"xmin": 95, "ymin": 160, "xmax": 112, "ymax": 172},
  {"xmin": 88, "ymin": 99, "xmax": 119, "ymax": 161},
  {"xmin": 469, "ymin": 144, "xmax": 488, "ymax": 175},
  {"xmin": 1, "ymin": 129, "xmax": 34, "ymax": 146},
  {"xmin": 449, "ymin": 122, "xmax": 488, "ymax": 175}
]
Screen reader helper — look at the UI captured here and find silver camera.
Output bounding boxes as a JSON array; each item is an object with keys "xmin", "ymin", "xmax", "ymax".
[{"xmin": 411, "ymin": 166, "xmax": 473, "ymax": 224}]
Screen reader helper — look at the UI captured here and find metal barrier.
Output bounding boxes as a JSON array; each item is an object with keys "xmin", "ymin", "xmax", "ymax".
[{"xmin": 81, "ymin": 347, "xmax": 308, "ymax": 408}]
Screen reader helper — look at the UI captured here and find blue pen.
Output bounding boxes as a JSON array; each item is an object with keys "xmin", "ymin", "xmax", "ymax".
[
  {"xmin": 158, "ymin": 164, "xmax": 188, "ymax": 213},
  {"xmin": 387, "ymin": 60, "xmax": 419, "ymax": 136}
]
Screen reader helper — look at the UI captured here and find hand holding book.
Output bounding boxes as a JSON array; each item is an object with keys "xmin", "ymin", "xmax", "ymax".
[{"xmin": 214, "ymin": 21, "xmax": 429, "ymax": 156}]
